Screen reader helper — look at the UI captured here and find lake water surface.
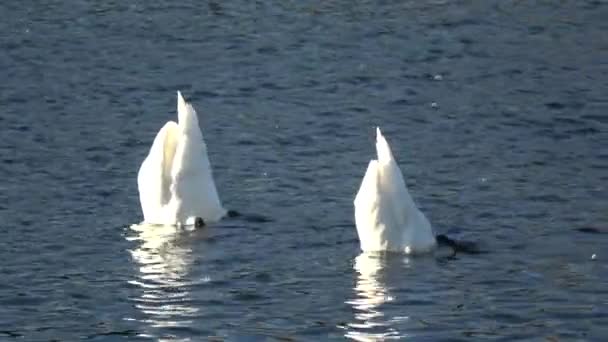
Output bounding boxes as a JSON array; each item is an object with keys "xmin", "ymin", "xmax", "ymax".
[{"xmin": 1, "ymin": 1, "xmax": 607, "ymax": 340}]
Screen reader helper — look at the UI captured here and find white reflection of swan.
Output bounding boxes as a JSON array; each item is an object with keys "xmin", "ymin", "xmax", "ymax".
[
  {"xmin": 344, "ymin": 253, "xmax": 409, "ymax": 341},
  {"xmin": 126, "ymin": 223, "xmax": 208, "ymax": 340}
]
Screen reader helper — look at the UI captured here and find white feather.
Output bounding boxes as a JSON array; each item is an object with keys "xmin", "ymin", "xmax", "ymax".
[
  {"xmin": 354, "ymin": 127, "xmax": 436, "ymax": 254},
  {"xmin": 137, "ymin": 91, "xmax": 226, "ymax": 226}
]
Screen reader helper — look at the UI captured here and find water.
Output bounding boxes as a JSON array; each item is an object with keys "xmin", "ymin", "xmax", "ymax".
[{"xmin": 1, "ymin": 0, "xmax": 607, "ymax": 340}]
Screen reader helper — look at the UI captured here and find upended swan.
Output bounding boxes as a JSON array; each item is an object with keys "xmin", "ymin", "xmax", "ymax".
[
  {"xmin": 354, "ymin": 128, "xmax": 436, "ymax": 254},
  {"xmin": 137, "ymin": 91, "xmax": 226, "ymax": 226}
]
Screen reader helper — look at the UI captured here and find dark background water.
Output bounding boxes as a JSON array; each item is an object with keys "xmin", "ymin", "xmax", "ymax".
[{"xmin": 1, "ymin": 0, "xmax": 607, "ymax": 341}]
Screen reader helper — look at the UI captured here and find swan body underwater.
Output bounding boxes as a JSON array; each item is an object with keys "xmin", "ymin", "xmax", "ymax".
[
  {"xmin": 354, "ymin": 128, "xmax": 438, "ymax": 254},
  {"xmin": 137, "ymin": 91, "xmax": 231, "ymax": 227}
]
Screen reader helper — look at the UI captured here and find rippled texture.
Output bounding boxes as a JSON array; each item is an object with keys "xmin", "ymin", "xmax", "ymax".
[{"xmin": 1, "ymin": 0, "xmax": 607, "ymax": 340}]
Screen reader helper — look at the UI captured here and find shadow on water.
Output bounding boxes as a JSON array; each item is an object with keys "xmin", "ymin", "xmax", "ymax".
[
  {"xmin": 125, "ymin": 224, "xmax": 210, "ymax": 341},
  {"xmin": 344, "ymin": 252, "xmax": 414, "ymax": 341}
]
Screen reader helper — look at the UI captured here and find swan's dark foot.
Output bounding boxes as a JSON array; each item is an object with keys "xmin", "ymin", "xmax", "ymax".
[
  {"xmin": 226, "ymin": 210, "xmax": 240, "ymax": 218},
  {"xmin": 194, "ymin": 217, "xmax": 206, "ymax": 228},
  {"xmin": 436, "ymin": 234, "xmax": 484, "ymax": 255}
]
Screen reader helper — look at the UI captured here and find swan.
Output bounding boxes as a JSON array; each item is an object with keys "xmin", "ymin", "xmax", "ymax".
[
  {"xmin": 354, "ymin": 127, "xmax": 436, "ymax": 254},
  {"xmin": 137, "ymin": 91, "xmax": 226, "ymax": 226}
]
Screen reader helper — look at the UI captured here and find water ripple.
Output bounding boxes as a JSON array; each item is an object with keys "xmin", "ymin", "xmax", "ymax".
[
  {"xmin": 1, "ymin": 0, "xmax": 607, "ymax": 340},
  {"xmin": 126, "ymin": 224, "xmax": 210, "ymax": 339}
]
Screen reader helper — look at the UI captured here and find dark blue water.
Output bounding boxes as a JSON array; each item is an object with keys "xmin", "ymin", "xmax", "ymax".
[{"xmin": 1, "ymin": 1, "xmax": 607, "ymax": 340}]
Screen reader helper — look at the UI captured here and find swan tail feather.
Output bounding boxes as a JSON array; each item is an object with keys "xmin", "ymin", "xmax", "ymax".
[
  {"xmin": 170, "ymin": 92, "xmax": 226, "ymax": 224},
  {"xmin": 177, "ymin": 91, "xmax": 202, "ymax": 137},
  {"xmin": 354, "ymin": 127, "xmax": 436, "ymax": 253},
  {"xmin": 375, "ymin": 127, "xmax": 395, "ymax": 164}
]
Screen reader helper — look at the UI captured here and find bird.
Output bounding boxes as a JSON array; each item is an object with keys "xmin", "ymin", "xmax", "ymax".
[
  {"xmin": 354, "ymin": 127, "xmax": 436, "ymax": 254},
  {"xmin": 137, "ymin": 91, "xmax": 226, "ymax": 226}
]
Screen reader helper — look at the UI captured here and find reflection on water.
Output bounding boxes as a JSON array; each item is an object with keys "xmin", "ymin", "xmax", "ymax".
[
  {"xmin": 126, "ymin": 224, "xmax": 209, "ymax": 340},
  {"xmin": 345, "ymin": 253, "xmax": 410, "ymax": 341}
]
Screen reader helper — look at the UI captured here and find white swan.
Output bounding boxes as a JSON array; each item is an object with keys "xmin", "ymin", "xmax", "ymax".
[
  {"xmin": 137, "ymin": 91, "xmax": 226, "ymax": 226},
  {"xmin": 354, "ymin": 128, "xmax": 436, "ymax": 254}
]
